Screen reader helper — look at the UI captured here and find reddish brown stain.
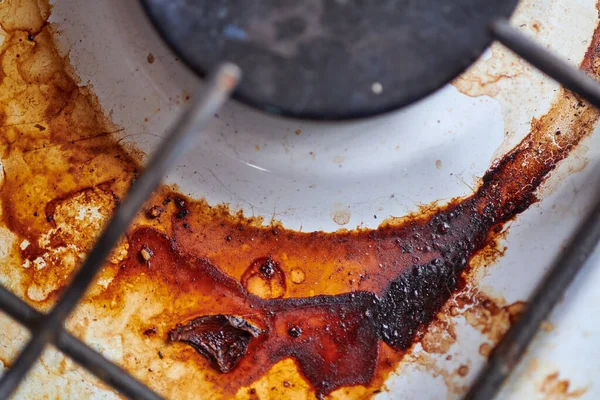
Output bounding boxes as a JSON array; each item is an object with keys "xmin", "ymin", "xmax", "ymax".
[
  {"xmin": 421, "ymin": 317, "xmax": 457, "ymax": 354},
  {"xmin": 541, "ymin": 372, "xmax": 588, "ymax": 399},
  {"xmin": 479, "ymin": 343, "xmax": 492, "ymax": 358},
  {"xmin": 541, "ymin": 321, "xmax": 554, "ymax": 332},
  {"xmin": 1, "ymin": 1, "xmax": 600, "ymax": 399}
]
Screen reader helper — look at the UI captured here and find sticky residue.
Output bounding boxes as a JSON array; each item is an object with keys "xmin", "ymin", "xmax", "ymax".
[
  {"xmin": 0, "ymin": 0, "xmax": 600, "ymax": 399},
  {"xmin": 331, "ymin": 203, "xmax": 351, "ymax": 226}
]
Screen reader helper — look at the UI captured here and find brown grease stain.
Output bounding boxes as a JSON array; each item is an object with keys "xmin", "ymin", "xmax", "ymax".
[
  {"xmin": 540, "ymin": 372, "xmax": 588, "ymax": 400},
  {"xmin": 541, "ymin": 321, "xmax": 554, "ymax": 332},
  {"xmin": 0, "ymin": 1, "xmax": 600, "ymax": 399},
  {"xmin": 452, "ymin": 44, "xmax": 525, "ymax": 99},
  {"xmin": 479, "ymin": 343, "xmax": 492, "ymax": 358}
]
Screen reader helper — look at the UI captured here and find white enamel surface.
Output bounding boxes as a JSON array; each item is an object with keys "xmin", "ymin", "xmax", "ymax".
[{"xmin": 38, "ymin": 0, "xmax": 600, "ymax": 398}]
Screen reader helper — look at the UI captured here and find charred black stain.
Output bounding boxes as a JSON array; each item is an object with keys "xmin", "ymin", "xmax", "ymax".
[
  {"xmin": 287, "ymin": 326, "xmax": 302, "ymax": 338},
  {"xmin": 3, "ymin": 1, "xmax": 600, "ymax": 398},
  {"xmin": 169, "ymin": 315, "xmax": 262, "ymax": 373},
  {"xmin": 259, "ymin": 257, "xmax": 277, "ymax": 279}
]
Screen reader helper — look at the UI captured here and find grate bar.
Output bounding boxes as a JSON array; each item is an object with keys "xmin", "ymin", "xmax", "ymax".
[
  {"xmin": 0, "ymin": 284, "xmax": 39, "ymax": 327},
  {"xmin": 0, "ymin": 284, "xmax": 162, "ymax": 400},
  {"xmin": 465, "ymin": 180, "xmax": 600, "ymax": 400},
  {"xmin": 491, "ymin": 19, "xmax": 600, "ymax": 108},
  {"xmin": 56, "ymin": 327, "xmax": 164, "ymax": 400},
  {"xmin": 464, "ymin": 20, "xmax": 600, "ymax": 400},
  {"xmin": 0, "ymin": 62, "xmax": 240, "ymax": 399}
]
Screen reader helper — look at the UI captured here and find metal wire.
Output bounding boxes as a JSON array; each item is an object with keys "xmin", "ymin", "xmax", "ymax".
[
  {"xmin": 463, "ymin": 21, "xmax": 600, "ymax": 400},
  {"xmin": 0, "ymin": 285, "xmax": 163, "ymax": 400},
  {"xmin": 0, "ymin": 62, "xmax": 240, "ymax": 399},
  {"xmin": 465, "ymin": 184, "xmax": 600, "ymax": 400},
  {"xmin": 491, "ymin": 19, "xmax": 600, "ymax": 108},
  {"xmin": 0, "ymin": 285, "xmax": 39, "ymax": 327}
]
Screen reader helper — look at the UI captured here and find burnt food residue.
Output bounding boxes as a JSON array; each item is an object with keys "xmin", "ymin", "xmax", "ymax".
[{"xmin": 1, "ymin": 1, "xmax": 600, "ymax": 399}]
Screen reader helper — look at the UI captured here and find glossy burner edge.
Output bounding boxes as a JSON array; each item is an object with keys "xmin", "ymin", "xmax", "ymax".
[{"xmin": 141, "ymin": 0, "xmax": 519, "ymax": 120}]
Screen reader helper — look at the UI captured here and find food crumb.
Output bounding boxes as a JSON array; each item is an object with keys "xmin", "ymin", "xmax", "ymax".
[
  {"xmin": 146, "ymin": 205, "xmax": 164, "ymax": 219},
  {"xmin": 143, "ymin": 326, "xmax": 157, "ymax": 336},
  {"xmin": 140, "ymin": 245, "xmax": 154, "ymax": 262},
  {"xmin": 174, "ymin": 197, "xmax": 186, "ymax": 209},
  {"xmin": 176, "ymin": 209, "xmax": 189, "ymax": 219},
  {"xmin": 288, "ymin": 326, "xmax": 302, "ymax": 338}
]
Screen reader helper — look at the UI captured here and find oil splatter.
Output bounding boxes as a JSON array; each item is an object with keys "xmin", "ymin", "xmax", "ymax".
[
  {"xmin": 0, "ymin": 0, "xmax": 599, "ymax": 399},
  {"xmin": 540, "ymin": 372, "xmax": 588, "ymax": 399}
]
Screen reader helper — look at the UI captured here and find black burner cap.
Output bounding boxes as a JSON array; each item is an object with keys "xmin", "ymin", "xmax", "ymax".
[{"xmin": 142, "ymin": 0, "xmax": 518, "ymax": 120}]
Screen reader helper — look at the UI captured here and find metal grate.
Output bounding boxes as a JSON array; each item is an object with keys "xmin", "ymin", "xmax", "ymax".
[
  {"xmin": 0, "ymin": 63, "xmax": 240, "ymax": 400},
  {"xmin": 0, "ymin": 20, "xmax": 598, "ymax": 400}
]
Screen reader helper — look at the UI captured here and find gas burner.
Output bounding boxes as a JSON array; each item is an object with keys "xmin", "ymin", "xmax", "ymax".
[{"xmin": 141, "ymin": 0, "xmax": 519, "ymax": 119}]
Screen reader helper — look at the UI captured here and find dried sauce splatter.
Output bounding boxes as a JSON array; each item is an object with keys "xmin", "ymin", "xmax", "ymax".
[
  {"xmin": 169, "ymin": 315, "xmax": 263, "ymax": 373},
  {"xmin": 540, "ymin": 372, "xmax": 588, "ymax": 399},
  {"xmin": 1, "ymin": 1, "xmax": 600, "ymax": 399}
]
